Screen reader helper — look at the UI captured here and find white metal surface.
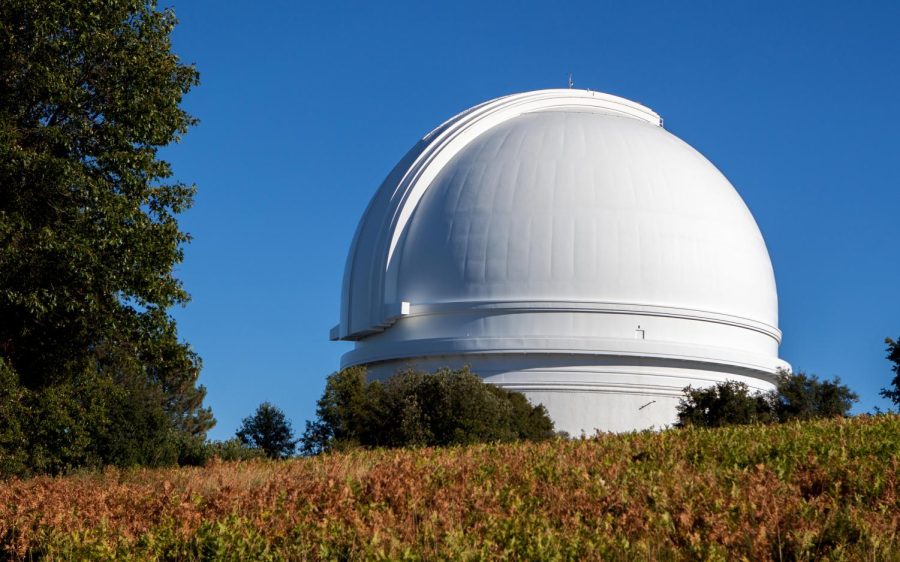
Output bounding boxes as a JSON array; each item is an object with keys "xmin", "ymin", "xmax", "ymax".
[{"xmin": 332, "ymin": 89, "xmax": 788, "ymax": 434}]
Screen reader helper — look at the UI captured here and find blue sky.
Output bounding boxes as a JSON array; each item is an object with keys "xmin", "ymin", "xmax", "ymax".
[{"xmin": 164, "ymin": 1, "xmax": 900, "ymax": 441}]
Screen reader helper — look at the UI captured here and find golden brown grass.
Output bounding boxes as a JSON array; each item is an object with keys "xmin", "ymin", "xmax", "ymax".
[{"xmin": 1, "ymin": 415, "xmax": 898, "ymax": 560}]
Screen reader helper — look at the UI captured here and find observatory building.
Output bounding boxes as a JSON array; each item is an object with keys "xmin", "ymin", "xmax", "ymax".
[{"xmin": 331, "ymin": 89, "xmax": 789, "ymax": 435}]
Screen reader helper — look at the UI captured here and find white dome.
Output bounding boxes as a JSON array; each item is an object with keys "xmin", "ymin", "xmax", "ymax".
[{"xmin": 332, "ymin": 89, "xmax": 788, "ymax": 434}]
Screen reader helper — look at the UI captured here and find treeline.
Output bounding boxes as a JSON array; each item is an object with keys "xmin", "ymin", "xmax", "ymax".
[{"xmin": 114, "ymin": 367, "xmax": 558, "ymax": 466}]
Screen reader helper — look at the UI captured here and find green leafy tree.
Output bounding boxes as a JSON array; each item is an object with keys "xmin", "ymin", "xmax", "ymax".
[
  {"xmin": 880, "ymin": 337, "xmax": 900, "ymax": 408},
  {"xmin": 237, "ymin": 402, "xmax": 297, "ymax": 459},
  {"xmin": 376, "ymin": 368, "xmax": 519, "ymax": 447},
  {"xmin": 677, "ymin": 372, "xmax": 859, "ymax": 429},
  {"xmin": 676, "ymin": 380, "xmax": 776, "ymax": 428},
  {"xmin": 300, "ymin": 367, "xmax": 556, "ymax": 454},
  {"xmin": 774, "ymin": 369, "xmax": 857, "ymax": 422},
  {"xmin": 0, "ymin": 0, "xmax": 211, "ymax": 475},
  {"xmin": 300, "ymin": 366, "xmax": 383, "ymax": 453},
  {"xmin": 501, "ymin": 386, "xmax": 558, "ymax": 440}
]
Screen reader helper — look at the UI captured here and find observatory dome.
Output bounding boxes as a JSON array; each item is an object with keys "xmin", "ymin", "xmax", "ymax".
[{"xmin": 332, "ymin": 89, "xmax": 788, "ymax": 434}]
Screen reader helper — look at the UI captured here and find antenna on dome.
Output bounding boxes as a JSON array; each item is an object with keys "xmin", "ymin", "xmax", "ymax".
[{"xmin": 567, "ymin": 73, "xmax": 574, "ymax": 89}]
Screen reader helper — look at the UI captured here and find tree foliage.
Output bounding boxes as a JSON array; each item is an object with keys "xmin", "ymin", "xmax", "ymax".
[
  {"xmin": 300, "ymin": 367, "xmax": 556, "ymax": 455},
  {"xmin": 880, "ymin": 337, "xmax": 900, "ymax": 408},
  {"xmin": 676, "ymin": 380, "xmax": 776, "ymax": 428},
  {"xmin": 0, "ymin": 0, "xmax": 211, "ymax": 476},
  {"xmin": 773, "ymin": 370, "xmax": 858, "ymax": 422},
  {"xmin": 676, "ymin": 370, "xmax": 858, "ymax": 428},
  {"xmin": 236, "ymin": 402, "xmax": 297, "ymax": 459}
]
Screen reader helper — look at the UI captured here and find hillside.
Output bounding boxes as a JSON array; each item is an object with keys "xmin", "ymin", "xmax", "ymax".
[{"xmin": 2, "ymin": 415, "xmax": 898, "ymax": 561}]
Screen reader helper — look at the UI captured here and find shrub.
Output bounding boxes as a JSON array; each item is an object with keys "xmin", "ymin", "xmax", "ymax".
[
  {"xmin": 300, "ymin": 366, "xmax": 556, "ymax": 454},
  {"xmin": 676, "ymin": 380, "xmax": 776, "ymax": 428},
  {"xmin": 677, "ymin": 371, "xmax": 859, "ymax": 428},
  {"xmin": 774, "ymin": 369, "xmax": 857, "ymax": 421}
]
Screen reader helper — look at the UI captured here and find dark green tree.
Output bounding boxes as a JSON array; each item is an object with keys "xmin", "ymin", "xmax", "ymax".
[
  {"xmin": 774, "ymin": 369, "xmax": 857, "ymax": 422},
  {"xmin": 676, "ymin": 380, "xmax": 776, "ymax": 428},
  {"xmin": 0, "ymin": 0, "xmax": 212, "ymax": 475},
  {"xmin": 299, "ymin": 366, "xmax": 393, "ymax": 454},
  {"xmin": 677, "ymin": 372, "xmax": 859, "ymax": 429},
  {"xmin": 300, "ymin": 367, "xmax": 556, "ymax": 455},
  {"xmin": 880, "ymin": 337, "xmax": 900, "ymax": 408},
  {"xmin": 300, "ymin": 366, "xmax": 382, "ymax": 454},
  {"xmin": 500, "ymin": 386, "xmax": 558, "ymax": 441},
  {"xmin": 237, "ymin": 402, "xmax": 297, "ymax": 459}
]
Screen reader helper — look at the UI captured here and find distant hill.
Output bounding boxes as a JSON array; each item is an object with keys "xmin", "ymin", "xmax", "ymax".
[{"xmin": 2, "ymin": 415, "xmax": 898, "ymax": 561}]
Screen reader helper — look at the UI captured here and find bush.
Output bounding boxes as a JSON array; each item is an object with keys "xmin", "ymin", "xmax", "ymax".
[
  {"xmin": 676, "ymin": 380, "xmax": 776, "ymax": 428},
  {"xmin": 774, "ymin": 369, "xmax": 857, "ymax": 421},
  {"xmin": 300, "ymin": 366, "xmax": 556, "ymax": 454},
  {"xmin": 2, "ymin": 357, "xmax": 206, "ymax": 477},
  {"xmin": 677, "ymin": 370, "xmax": 859, "ymax": 428}
]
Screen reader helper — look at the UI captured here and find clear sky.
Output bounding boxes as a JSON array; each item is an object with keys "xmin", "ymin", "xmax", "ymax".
[{"xmin": 164, "ymin": 1, "xmax": 900, "ymax": 441}]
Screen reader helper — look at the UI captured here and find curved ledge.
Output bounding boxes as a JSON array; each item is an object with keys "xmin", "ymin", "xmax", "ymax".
[
  {"xmin": 489, "ymin": 381, "xmax": 696, "ymax": 399},
  {"xmin": 404, "ymin": 300, "xmax": 782, "ymax": 342},
  {"xmin": 341, "ymin": 335, "xmax": 788, "ymax": 378}
]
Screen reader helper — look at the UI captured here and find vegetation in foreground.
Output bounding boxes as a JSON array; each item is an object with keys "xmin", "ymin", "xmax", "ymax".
[{"xmin": 1, "ymin": 415, "xmax": 897, "ymax": 561}]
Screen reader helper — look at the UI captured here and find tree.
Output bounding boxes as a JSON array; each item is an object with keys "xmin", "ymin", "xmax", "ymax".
[
  {"xmin": 300, "ymin": 367, "xmax": 556, "ymax": 455},
  {"xmin": 676, "ymin": 380, "xmax": 776, "ymax": 428},
  {"xmin": 237, "ymin": 402, "xmax": 297, "ymax": 459},
  {"xmin": 0, "ymin": 0, "xmax": 211, "ymax": 474},
  {"xmin": 501, "ymin": 386, "xmax": 558, "ymax": 441},
  {"xmin": 880, "ymin": 337, "xmax": 900, "ymax": 408},
  {"xmin": 300, "ymin": 366, "xmax": 382, "ymax": 454},
  {"xmin": 677, "ymin": 372, "xmax": 859, "ymax": 429},
  {"xmin": 774, "ymin": 370, "xmax": 857, "ymax": 422}
]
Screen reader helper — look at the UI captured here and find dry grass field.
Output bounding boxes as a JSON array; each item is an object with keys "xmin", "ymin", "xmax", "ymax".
[{"xmin": 1, "ymin": 415, "xmax": 898, "ymax": 561}]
